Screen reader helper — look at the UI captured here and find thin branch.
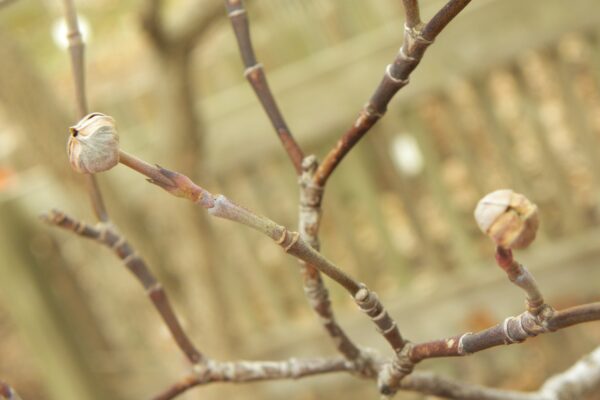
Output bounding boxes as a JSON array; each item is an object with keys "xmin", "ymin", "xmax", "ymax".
[
  {"xmin": 0, "ymin": 381, "xmax": 22, "ymax": 400},
  {"xmin": 56, "ymin": 0, "xmax": 205, "ymax": 367},
  {"xmin": 41, "ymin": 210, "xmax": 205, "ymax": 365},
  {"xmin": 154, "ymin": 349, "xmax": 600, "ymax": 400},
  {"xmin": 420, "ymin": 0, "xmax": 471, "ymax": 41},
  {"xmin": 42, "ymin": 210, "xmax": 206, "ymax": 364},
  {"xmin": 409, "ymin": 302, "xmax": 600, "ymax": 362},
  {"xmin": 118, "ymin": 150, "xmax": 361, "ymax": 294},
  {"xmin": 313, "ymin": 0, "xmax": 471, "ymax": 186},
  {"xmin": 297, "ymin": 156, "xmax": 362, "ymax": 361},
  {"xmin": 151, "ymin": 356, "xmax": 361, "ymax": 400},
  {"xmin": 401, "ymin": 0, "xmax": 422, "ymax": 29},
  {"xmin": 118, "ymin": 149, "xmax": 415, "ymax": 392},
  {"xmin": 60, "ymin": 0, "xmax": 109, "ymax": 222},
  {"xmin": 495, "ymin": 247, "xmax": 544, "ymax": 314},
  {"xmin": 224, "ymin": 0, "xmax": 304, "ymax": 174}
]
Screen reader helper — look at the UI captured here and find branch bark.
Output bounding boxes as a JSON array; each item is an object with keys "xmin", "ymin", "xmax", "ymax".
[
  {"xmin": 314, "ymin": 0, "xmax": 472, "ymax": 186},
  {"xmin": 224, "ymin": 0, "xmax": 305, "ymax": 174},
  {"xmin": 42, "ymin": 210, "xmax": 204, "ymax": 365},
  {"xmin": 50, "ymin": 0, "xmax": 204, "ymax": 370}
]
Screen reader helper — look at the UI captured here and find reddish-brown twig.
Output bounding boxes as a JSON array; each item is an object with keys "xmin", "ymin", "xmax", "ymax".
[
  {"xmin": 41, "ymin": 210, "xmax": 204, "ymax": 365},
  {"xmin": 409, "ymin": 302, "xmax": 600, "ymax": 363},
  {"xmin": 224, "ymin": 0, "xmax": 304, "ymax": 174},
  {"xmin": 402, "ymin": 0, "xmax": 422, "ymax": 29},
  {"xmin": 313, "ymin": 0, "xmax": 472, "ymax": 186}
]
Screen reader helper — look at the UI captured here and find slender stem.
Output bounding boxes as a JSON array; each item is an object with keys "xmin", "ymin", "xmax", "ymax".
[
  {"xmin": 421, "ymin": 0, "xmax": 471, "ymax": 41},
  {"xmin": 495, "ymin": 247, "xmax": 544, "ymax": 314},
  {"xmin": 314, "ymin": 0, "xmax": 471, "ymax": 186},
  {"xmin": 152, "ymin": 348, "xmax": 600, "ymax": 400},
  {"xmin": 61, "ymin": 0, "xmax": 109, "ymax": 222},
  {"xmin": 409, "ymin": 302, "xmax": 600, "ymax": 362},
  {"xmin": 402, "ymin": 0, "xmax": 422, "ymax": 29},
  {"xmin": 224, "ymin": 0, "xmax": 304, "ymax": 174},
  {"xmin": 297, "ymin": 156, "xmax": 362, "ymax": 361},
  {"xmin": 118, "ymin": 151, "xmax": 364, "ymax": 294},
  {"xmin": 42, "ymin": 210, "xmax": 205, "ymax": 365},
  {"xmin": 152, "ymin": 357, "xmax": 357, "ymax": 400}
]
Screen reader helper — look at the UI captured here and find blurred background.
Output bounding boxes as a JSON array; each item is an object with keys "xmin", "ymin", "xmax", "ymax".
[{"xmin": 1, "ymin": 0, "xmax": 600, "ymax": 399}]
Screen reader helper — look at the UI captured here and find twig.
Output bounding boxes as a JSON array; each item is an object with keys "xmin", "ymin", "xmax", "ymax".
[
  {"xmin": 118, "ymin": 150, "xmax": 360, "ymax": 294},
  {"xmin": 297, "ymin": 156, "xmax": 361, "ymax": 361},
  {"xmin": 61, "ymin": 0, "xmax": 108, "ymax": 222},
  {"xmin": 118, "ymin": 149, "xmax": 416, "ymax": 393},
  {"xmin": 151, "ymin": 356, "xmax": 363, "ymax": 400},
  {"xmin": 401, "ymin": 0, "xmax": 422, "ymax": 29},
  {"xmin": 313, "ymin": 0, "xmax": 472, "ymax": 186},
  {"xmin": 224, "ymin": 0, "xmax": 304, "ymax": 174},
  {"xmin": 223, "ymin": 0, "xmax": 359, "ymax": 360},
  {"xmin": 409, "ymin": 302, "xmax": 600, "ymax": 362},
  {"xmin": 495, "ymin": 247, "xmax": 545, "ymax": 314},
  {"xmin": 41, "ymin": 210, "xmax": 205, "ymax": 365},
  {"xmin": 153, "ymin": 346, "xmax": 600, "ymax": 400},
  {"xmin": 0, "ymin": 381, "xmax": 22, "ymax": 400},
  {"xmin": 55, "ymin": 0, "xmax": 204, "ymax": 368}
]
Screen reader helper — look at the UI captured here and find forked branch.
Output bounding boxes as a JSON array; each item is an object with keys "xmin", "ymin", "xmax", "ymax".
[{"xmin": 314, "ymin": 0, "xmax": 472, "ymax": 186}]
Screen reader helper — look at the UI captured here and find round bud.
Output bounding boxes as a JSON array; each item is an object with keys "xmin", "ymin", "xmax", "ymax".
[
  {"xmin": 474, "ymin": 189, "xmax": 539, "ymax": 249},
  {"xmin": 67, "ymin": 113, "xmax": 119, "ymax": 174}
]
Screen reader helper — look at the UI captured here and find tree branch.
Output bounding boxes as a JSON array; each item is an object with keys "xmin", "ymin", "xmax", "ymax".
[
  {"xmin": 409, "ymin": 302, "xmax": 600, "ymax": 363},
  {"xmin": 152, "ymin": 347, "xmax": 600, "ymax": 400},
  {"xmin": 41, "ymin": 210, "xmax": 205, "ymax": 365},
  {"xmin": 313, "ymin": 0, "xmax": 471, "ymax": 186},
  {"xmin": 55, "ymin": 0, "xmax": 205, "ymax": 369},
  {"xmin": 61, "ymin": 0, "xmax": 108, "ymax": 222},
  {"xmin": 151, "ymin": 356, "xmax": 363, "ymax": 400},
  {"xmin": 224, "ymin": 0, "xmax": 305, "ymax": 174},
  {"xmin": 297, "ymin": 157, "xmax": 362, "ymax": 361},
  {"xmin": 401, "ymin": 0, "xmax": 422, "ymax": 29}
]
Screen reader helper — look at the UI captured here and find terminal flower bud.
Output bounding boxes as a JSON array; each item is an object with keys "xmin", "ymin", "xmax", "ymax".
[{"xmin": 67, "ymin": 113, "xmax": 119, "ymax": 174}]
